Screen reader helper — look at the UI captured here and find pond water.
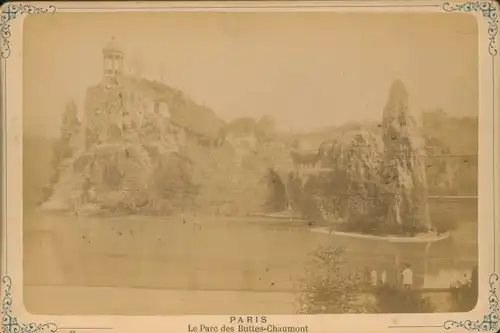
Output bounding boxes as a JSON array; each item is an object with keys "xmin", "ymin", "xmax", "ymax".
[{"xmin": 23, "ymin": 199, "xmax": 477, "ymax": 314}]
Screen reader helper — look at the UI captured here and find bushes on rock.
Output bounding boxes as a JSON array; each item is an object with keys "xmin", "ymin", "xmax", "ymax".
[
  {"xmin": 449, "ymin": 266, "xmax": 478, "ymax": 312},
  {"xmin": 298, "ymin": 80, "xmax": 432, "ymax": 236}
]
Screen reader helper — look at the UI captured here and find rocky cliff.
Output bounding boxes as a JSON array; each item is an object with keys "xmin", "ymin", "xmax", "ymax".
[{"xmin": 42, "ymin": 79, "xmax": 290, "ymax": 216}]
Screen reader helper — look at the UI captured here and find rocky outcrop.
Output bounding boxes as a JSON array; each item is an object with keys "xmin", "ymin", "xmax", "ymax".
[
  {"xmin": 381, "ymin": 80, "xmax": 430, "ymax": 232},
  {"xmin": 302, "ymin": 130, "xmax": 385, "ymax": 227},
  {"xmin": 44, "ymin": 78, "xmax": 283, "ymax": 216},
  {"xmin": 44, "ymin": 80, "xmax": 194, "ymax": 214},
  {"xmin": 292, "ymin": 80, "xmax": 432, "ymax": 235}
]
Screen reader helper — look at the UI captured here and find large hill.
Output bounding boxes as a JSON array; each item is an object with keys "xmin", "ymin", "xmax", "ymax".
[
  {"xmin": 24, "ymin": 77, "xmax": 478, "ymax": 218},
  {"xmin": 133, "ymin": 78, "xmax": 227, "ymax": 141}
]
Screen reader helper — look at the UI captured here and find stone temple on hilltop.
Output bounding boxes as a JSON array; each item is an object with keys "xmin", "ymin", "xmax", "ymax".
[
  {"xmin": 82, "ymin": 38, "xmax": 225, "ymax": 150},
  {"xmin": 43, "ymin": 38, "xmax": 227, "ymax": 211}
]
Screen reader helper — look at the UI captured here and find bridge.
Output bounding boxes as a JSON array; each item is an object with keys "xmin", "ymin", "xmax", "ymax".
[
  {"xmin": 426, "ymin": 153, "xmax": 478, "ymax": 159},
  {"xmin": 273, "ymin": 152, "xmax": 478, "ymax": 192},
  {"xmin": 428, "ymin": 196, "xmax": 477, "ymax": 200}
]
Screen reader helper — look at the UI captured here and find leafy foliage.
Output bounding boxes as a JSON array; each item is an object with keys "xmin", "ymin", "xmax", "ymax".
[
  {"xmin": 298, "ymin": 245, "xmax": 435, "ymax": 314},
  {"xmin": 297, "ymin": 246, "xmax": 376, "ymax": 314},
  {"xmin": 70, "ymin": 141, "xmax": 201, "ymax": 215},
  {"xmin": 44, "ymin": 101, "xmax": 81, "ymax": 203},
  {"xmin": 449, "ymin": 266, "xmax": 478, "ymax": 312},
  {"xmin": 147, "ymin": 147, "xmax": 200, "ymax": 215},
  {"xmin": 316, "ymin": 130, "xmax": 386, "ymax": 225},
  {"xmin": 262, "ymin": 168, "xmax": 287, "ymax": 213},
  {"xmin": 295, "ymin": 80, "xmax": 432, "ymax": 236}
]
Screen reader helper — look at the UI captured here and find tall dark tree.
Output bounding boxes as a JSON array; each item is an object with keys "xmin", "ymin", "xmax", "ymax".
[
  {"xmin": 262, "ymin": 168, "xmax": 287, "ymax": 213},
  {"xmin": 44, "ymin": 100, "xmax": 82, "ymax": 202},
  {"xmin": 60, "ymin": 100, "xmax": 81, "ymax": 158}
]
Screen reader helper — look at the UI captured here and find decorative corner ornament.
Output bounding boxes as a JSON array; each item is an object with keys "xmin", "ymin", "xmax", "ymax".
[
  {"xmin": 2, "ymin": 276, "xmax": 58, "ymax": 333},
  {"xmin": 0, "ymin": 4, "xmax": 56, "ymax": 59},
  {"xmin": 444, "ymin": 273, "xmax": 499, "ymax": 332},
  {"xmin": 442, "ymin": 1, "xmax": 499, "ymax": 56}
]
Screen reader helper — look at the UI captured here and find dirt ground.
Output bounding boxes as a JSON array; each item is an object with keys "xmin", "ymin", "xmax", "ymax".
[{"xmin": 24, "ymin": 285, "xmax": 298, "ymax": 315}]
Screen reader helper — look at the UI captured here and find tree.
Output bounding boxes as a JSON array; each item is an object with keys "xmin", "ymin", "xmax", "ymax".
[
  {"xmin": 45, "ymin": 100, "xmax": 82, "ymax": 202},
  {"xmin": 261, "ymin": 168, "xmax": 287, "ymax": 213},
  {"xmin": 292, "ymin": 81, "xmax": 432, "ymax": 236},
  {"xmin": 449, "ymin": 266, "xmax": 478, "ymax": 312},
  {"xmin": 298, "ymin": 246, "xmax": 377, "ymax": 314},
  {"xmin": 256, "ymin": 115, "xmax": 276, "ymax": 142},
  {"xmin": 298, "ymin": 246, "xmax": 435, "ymax": 314},
  {"xmin": 301, "ymin": 130, "xmax": 388, "ymax": 232},
  {"xmin": 148, "ymin": 149, "xmax": 199, "ymax": 215},
  {"xmin": 60, "ymin": 100, "xmax": 81, "ymax": 158}
]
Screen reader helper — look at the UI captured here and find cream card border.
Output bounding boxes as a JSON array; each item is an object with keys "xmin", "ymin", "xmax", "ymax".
[{"xmin": 1, "ymin": 1, "xmax": 498, "ymax": 333}]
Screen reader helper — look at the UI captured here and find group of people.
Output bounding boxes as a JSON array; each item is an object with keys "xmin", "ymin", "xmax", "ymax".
[{"xmin": 369, "ymin": 263, "xmax": 414, "ymax": 290}]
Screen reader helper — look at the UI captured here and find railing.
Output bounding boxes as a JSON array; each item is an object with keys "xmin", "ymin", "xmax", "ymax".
[
  {"xmin": 426, "ymin": 153, "xmax": 478, "ymax": 158},
  {"xmin": 428, "ymin": 196, "xmax": 478, "ymax": 199}
]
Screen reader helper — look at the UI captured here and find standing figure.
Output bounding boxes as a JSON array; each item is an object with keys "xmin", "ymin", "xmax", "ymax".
[
  {"xmin": 401, "ymin": 263, "xmax": 414, "ymax": 290},
  {"xmin": 380, "ymin": 270, "xmax": 388, "ymax": 286},
  {"xmin": 71, "ymin": 188, "xmax": 83, "ymax": 218},
  {"xmin": 370, "ymin": 269, "xmax": 378, "ymax": 287}
]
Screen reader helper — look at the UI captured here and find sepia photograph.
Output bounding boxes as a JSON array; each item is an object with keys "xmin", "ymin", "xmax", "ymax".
[{"xmin": 19, "ymin": 9, "xmax": 481, "ymax": 318}]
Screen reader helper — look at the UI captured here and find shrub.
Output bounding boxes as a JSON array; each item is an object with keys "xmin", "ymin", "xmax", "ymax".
[
  {"xmin": 449, "ymin": 266, "xmax": 478, "ymax": 312},
  {"xmin": 298, "ymin": 245, "xmax": 435, "ymax": 314},
  {"xmin": 297, "ymin": 246, "xmax": 376, "ymax": 314},
  {"xmin": 296, "ymin": 81, "xmax": 433, "ymax": 236}
]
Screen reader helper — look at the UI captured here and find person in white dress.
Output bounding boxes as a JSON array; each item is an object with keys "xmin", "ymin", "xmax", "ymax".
[
  {"xmin": 401, "ymin": 264, "xmax": 414, "ymax": 290},
  {"xmin": 370, "ymin": 270, "xmax": 378, "ymax": 287},
  {"xmin": 380, "ymin": 270, "xmax": 387, "ymax": 285}
]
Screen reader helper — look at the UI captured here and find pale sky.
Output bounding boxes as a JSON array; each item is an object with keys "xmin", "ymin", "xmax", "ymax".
[{"xmin": 23, "ymin": 12, "xmax": 478, "ymax": 138}]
